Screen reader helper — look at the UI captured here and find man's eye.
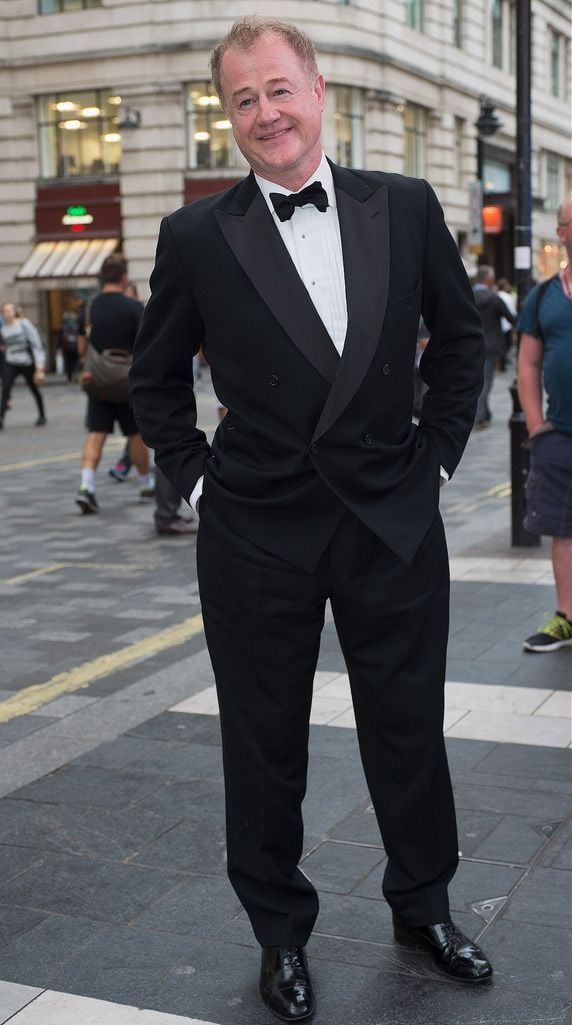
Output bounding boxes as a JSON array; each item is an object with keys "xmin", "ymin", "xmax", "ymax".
[
  {"xmin": 238, "ymin": 97, "xmax": 255, "ymax": 109},
  {"xmin": 274, "ymin": 88, "xmax": 288, "ymax": 97}
]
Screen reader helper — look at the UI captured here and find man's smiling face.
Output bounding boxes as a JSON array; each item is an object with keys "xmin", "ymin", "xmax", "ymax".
[{"xmin": 219, "ymin": 31, "xmax": 325, "ymax": 191}]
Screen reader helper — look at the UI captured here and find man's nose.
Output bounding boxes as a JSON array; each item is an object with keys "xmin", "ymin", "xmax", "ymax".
[{"xmin": 257, "ymin": 96, "xmax": 280, "ymax": 124}]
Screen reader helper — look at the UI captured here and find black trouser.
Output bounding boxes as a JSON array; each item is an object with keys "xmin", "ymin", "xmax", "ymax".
[
  {"xmin": 62, "ymin": 349, "xmax": 79, "ymax": 382},
  {"xmin": 197, "ymin": 504, "xmax": 458, "ymax": 946},
  {"xmin": 154, "ymin": 467, "xmax": 181, "ymax": 529},
  {"xmin": 0, "ymin": 363, "xmax": 45, "ymax": 420}
]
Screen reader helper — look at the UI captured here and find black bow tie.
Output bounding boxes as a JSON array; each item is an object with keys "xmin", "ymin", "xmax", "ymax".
[{"xmin": 269, "ymin": 181, "xmax": 328, "ymax": 222}]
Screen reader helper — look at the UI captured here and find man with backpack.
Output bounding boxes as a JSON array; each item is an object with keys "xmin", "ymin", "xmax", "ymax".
[
  {"xmin": 75, "ymin": 253, "xmax": 154, "ymax": 514},
  {"xmin": 517, "ymin": 194, "xmax": 572, "ymax": 652}
]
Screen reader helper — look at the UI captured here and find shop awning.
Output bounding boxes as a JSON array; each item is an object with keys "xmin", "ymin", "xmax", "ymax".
[{"xmin": 16, "ymin": 238, "xmax": 118, "ymax": 280}]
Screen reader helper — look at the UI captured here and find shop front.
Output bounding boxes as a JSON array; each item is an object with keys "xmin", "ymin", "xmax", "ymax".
[{"xmin": 16, "ymin": 181, "xmax": 121, "ymax": 370}]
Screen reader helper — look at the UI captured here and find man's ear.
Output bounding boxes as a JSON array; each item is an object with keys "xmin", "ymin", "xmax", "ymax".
[{"xmin": 314, "ymin": 74, "xmax": 326, "ymax": 111}]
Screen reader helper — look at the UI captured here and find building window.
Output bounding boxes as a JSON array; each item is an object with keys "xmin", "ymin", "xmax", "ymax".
[
  {"xmin": 39, "ymin": 0, "xmax": 101, "ymax": 12},
  {"xmin": 490, "ymin": 0, "xmax": 516, "ymax": 70},
  {"xmin": 482, "ymin": 157, "xmax": 511, "ymax": 194},
  {"xmin": 453, "ymin": 0, "xmax": 463, "ymax": 46},
  {"xmin": 333, "ymin": 86, "xmax": 364, "ymax": 168},
  {"xmin": 453, "ymin": 117, "xmax": 464, "ymax": 187},
  {"xmin": 37, "ymin": 90, "xmax": 121, "ymax": 179},
  {"xmin": 550, "ymin": 30, "xmax": 561, "ymax": 96},
  {"xmin": 404, "ymin": 104, "xmax": 427, "ymax": 177},
  {"xmin": 186, "ymin": 83, "xmax": 239, "ymax": 170},
  {"xmin": 548, "ymin": 29, "xmax": 568, "ymax": 97},
  {"xmin": 491, "ymin": 0, "xmax": 503, "ymax": 68},
  {"xmin": 546, "ymin": 152, "xmax": 561, "ymax": 209},
  {"xmin": 405, "ymin": 0, "xmax": 424, "ymax": 31}
]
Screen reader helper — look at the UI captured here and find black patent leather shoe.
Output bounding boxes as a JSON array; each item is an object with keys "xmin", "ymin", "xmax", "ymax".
[
  {"xmin": 393, "ymin": 916, "xmax": 493, "ymax": 983},
  {"xmin": 259, "ymin": 946, "xmax": 315, "ymax": 1021}
]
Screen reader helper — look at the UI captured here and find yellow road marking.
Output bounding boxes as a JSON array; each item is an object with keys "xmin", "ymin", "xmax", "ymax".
[
  {"xmin": 4, "ymin": 562, "xmax": 150, "ymax": 585},
  {"xmin": 5, "ymin": 564, "xmax": 69, "ymax": 584},
  {"xmin": 0, "ymin": 438, "xmax": 124, "ymax": 473},
  {"xmin": 0, "ymin": 424, "xmax": 219, "ymax": 473},
  {"xmin": 485, "ymin": 482, "xmax": 512, "ymax": 496},
  {"xmin": 445, "ymin": 481, "xmax": 511, "ymax": 515},
  {"xmin": 0, "ymin": 613, "xmax": 204, "ymax": 723}
]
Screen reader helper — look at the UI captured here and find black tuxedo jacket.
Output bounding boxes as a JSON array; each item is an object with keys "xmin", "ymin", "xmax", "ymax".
[{"xmin": 130, "ymin": 163, "xmax": 484, "ymax": 569}]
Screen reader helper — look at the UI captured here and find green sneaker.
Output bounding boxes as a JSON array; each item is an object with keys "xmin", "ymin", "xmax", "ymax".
[
  {"xmin": 76, "ymin": 486, "xmax": 98, "ymax": 515},
  {"xmin": 523, "ymin": 611, "xmax": 572, "ymax": 653}
]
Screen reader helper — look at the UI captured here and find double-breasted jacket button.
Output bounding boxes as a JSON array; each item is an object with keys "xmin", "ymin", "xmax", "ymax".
[
  {"xmin": 310, "ymin": 443, "xmax": 319, "ymax": 455},
  {"xmin": 363, "ymin": 433, "xmax": 374, "ymax": 446},
  {"xmin": 269, "ymin": 374, "xmax": 279, "ymax": 386},
  {"xmin": 381, "ymin": 363, "xmax": 391, "ymax": 375}
]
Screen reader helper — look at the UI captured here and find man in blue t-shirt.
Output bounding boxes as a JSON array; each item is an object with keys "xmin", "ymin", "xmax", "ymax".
[{"xmin": 517, "ymin": 194, "xmax": 572, "ymax": 652}]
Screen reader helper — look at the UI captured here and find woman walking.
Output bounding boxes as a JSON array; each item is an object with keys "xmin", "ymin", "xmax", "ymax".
[{"xmin": 0, "ymin": 302, "xmax": 46, "ymax": 428}]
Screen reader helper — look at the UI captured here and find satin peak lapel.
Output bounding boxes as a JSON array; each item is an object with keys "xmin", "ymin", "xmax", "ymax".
[
  {"xmin": 312, "ymin": 175, "xmax": 390, "ymax": 442},
  {"xmin": 215, "ymin": 186, "xmax": 339, "ymax": 385}
]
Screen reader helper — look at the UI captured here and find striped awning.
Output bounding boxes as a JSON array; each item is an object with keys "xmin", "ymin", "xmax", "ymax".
[{"xmin": 16, "ymin": 238, "xmax": 118, "ymax": 280}]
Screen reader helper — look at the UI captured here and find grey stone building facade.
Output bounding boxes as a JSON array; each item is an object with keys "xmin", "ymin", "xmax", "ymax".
[{"xmin": 0, "ymin": 0, "xmax": 570, "ymax": 362}]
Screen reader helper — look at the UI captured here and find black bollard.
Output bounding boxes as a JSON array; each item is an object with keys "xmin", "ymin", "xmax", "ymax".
[{"xmin": 509, "ymin": 381, "xmax": 541, "ymax": 547}]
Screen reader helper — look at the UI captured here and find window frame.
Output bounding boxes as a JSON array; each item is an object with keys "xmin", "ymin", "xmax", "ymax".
[
  {"xmin": 546, "ymin": 151, "xmax": 561, "ymax": 210},
  {"xmin": 405, "ymin": 0, "xmax": 424, "ymax": 32},
  {"xmin": 453, "ymin": 0, "xmax": 463, "ymax": 47},
  {"xmin": 39, "ymin": 0, "xmax": 101, "ymax": 12},
  {"xmin": 37, "ymin": 89, "xmax": 121, "ymax": 180},
  {"xmin": 491, "ymin": 0, "xmax": 504, "ymax": 68},
  {"xmin": 548, "ymin": 28, "xmax": 567, "ymax": 98},
  {"xmin": 333, "ymin": 85, "xmax": 365, "ymax": 169},
  {"xmin": 403, "ymin": 103, "xmax": 427, "ymax": 178},
  {"xmin": 453, "ymin": 116, "xmax": 464, "ymax": 188},
  {"xmin": 185, "ymin": 82, "xmax": 241, "ymax": 171}
]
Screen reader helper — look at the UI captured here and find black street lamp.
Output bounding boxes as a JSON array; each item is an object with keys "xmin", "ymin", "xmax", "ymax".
[
  {"xmin": 475, "ymin": 97, "xmax": 503, "ymax": 194},
  {"xmin": 509, "ymin": 0, "xmax": 540, "ymax": 547},
  {"xmin": 470, "ymin": 98, "xmax": 502, "ymax": 259}
]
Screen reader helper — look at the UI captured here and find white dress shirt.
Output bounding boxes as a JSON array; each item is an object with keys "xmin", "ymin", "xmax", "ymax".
[{"xmin": 255, "ymin": 154, "xmax": 347, "ymax": 354}]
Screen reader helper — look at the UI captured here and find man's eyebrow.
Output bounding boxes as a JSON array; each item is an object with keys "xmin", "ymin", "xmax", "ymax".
[{"xmin": 231, "ymin": 77, "xmax": 292, "ymax": 101}]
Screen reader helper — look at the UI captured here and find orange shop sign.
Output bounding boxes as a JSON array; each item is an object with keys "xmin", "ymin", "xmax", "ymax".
[{"xmin": 482, "ymin": 206, "xmax": 503, "ymax": 234}]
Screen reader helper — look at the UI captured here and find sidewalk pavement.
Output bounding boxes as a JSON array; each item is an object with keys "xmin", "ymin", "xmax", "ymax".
[{"xmin": 0, "ymin": 369, "xmax": 570, "ymax": 1025}]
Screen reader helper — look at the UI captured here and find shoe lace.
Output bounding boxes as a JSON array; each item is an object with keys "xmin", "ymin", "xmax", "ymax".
[
  {"xmin": 538, "ymin": 613, "xmax": 572, "ymax": 640},
  {"xmin": 281, "ymin": 947, "xmax": 308, "ymax": 981}
]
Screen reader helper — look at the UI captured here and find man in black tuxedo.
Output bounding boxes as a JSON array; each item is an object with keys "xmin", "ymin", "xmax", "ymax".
[{"xmin": 130, "ymin": 16, "xmax": 492, "ymax": 1020}]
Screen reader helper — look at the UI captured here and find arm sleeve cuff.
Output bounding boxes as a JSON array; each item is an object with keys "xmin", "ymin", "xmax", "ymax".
[{"xmin": 189, "ymin": 476, "xmax": 204, "ymax": 512}]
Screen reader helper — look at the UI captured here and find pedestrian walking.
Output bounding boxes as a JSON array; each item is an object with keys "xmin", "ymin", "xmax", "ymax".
[
  {"xmin": 75, "ymin": 253, "xmax": 154, "ymax": 514},
  {"xmin": 0, "ymin": 302, "xmax": 46, "ymax": 429},
  {"xmin": 130, "ymin": 16, "xmax": 492, "ymax": 1020},
  {"xmin": 496, "ymin": 277, "xmax": 517, "ymax": 371},
  {"xmin": 517, "ymin": 194, "xmax": 572, "ymax": 652},
  {"xmin": 59, "ymin": 309, "xmax": 81, "ymax": 382},
  {"xmin": 154, "ymin": 466, "xmax": 198, "ymax": 536},
  {"xmin": 472, "ymin": 266, "xmax": 516, "ymax": 428}
]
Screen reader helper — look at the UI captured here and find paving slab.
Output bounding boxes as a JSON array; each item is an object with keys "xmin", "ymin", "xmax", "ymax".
[
  {"xmin": 0, "ymin": 982, "xmax": 43, "ymax": 1024},
  {"xmin": 1, "ymin": 989, "xmax": 217, "ymax": 1025},
  {"xmin": 0, "ymin": 799, "xmax": 182, "ymax": 861},
  {"xmin": 0, "ymin": 853, "xmax": 184, "ymax": 924}
]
